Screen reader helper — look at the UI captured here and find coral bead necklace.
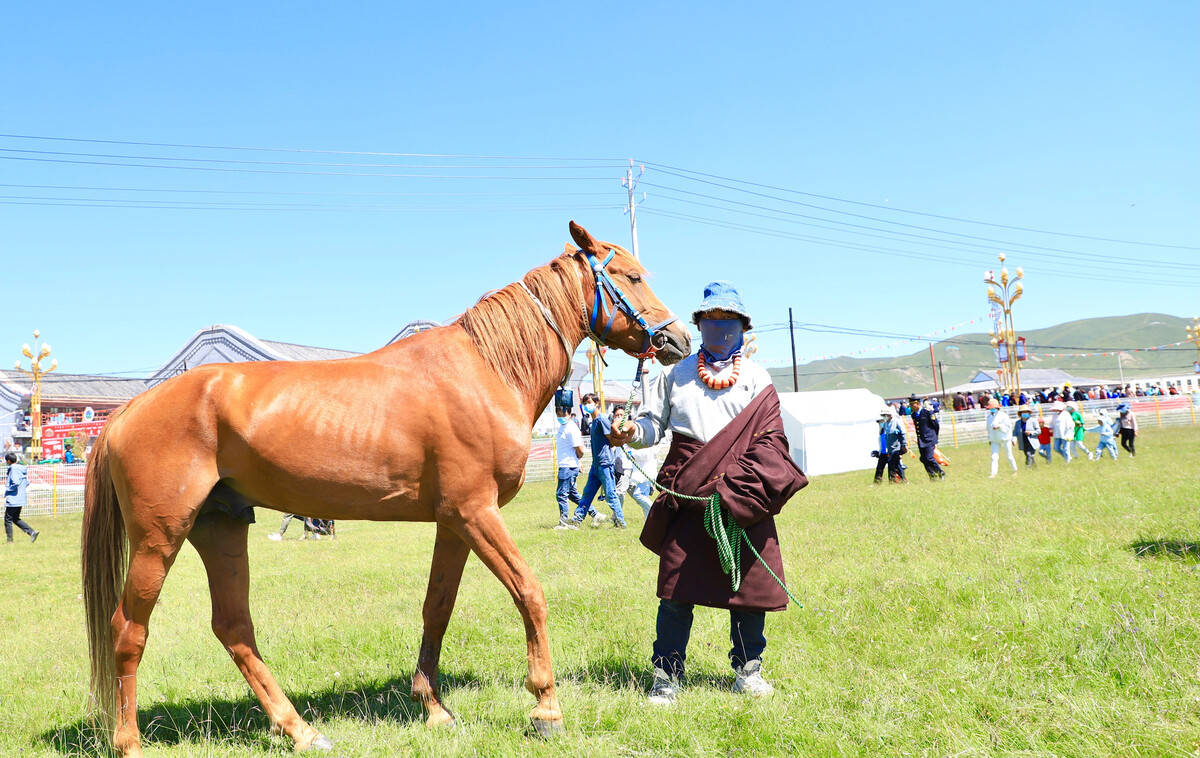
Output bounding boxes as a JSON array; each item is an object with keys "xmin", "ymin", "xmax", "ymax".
[{"xmin": 697, "ymin": 351, "xmax": 741, "ymax": 390}]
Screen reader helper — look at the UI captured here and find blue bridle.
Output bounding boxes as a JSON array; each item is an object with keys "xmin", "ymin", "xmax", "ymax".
[{"xmin": 583, "ymin": 248, "xmax": 678, "ymax": 359}]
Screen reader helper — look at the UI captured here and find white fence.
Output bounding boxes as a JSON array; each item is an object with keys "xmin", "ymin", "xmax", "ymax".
[
  {"xmin": 910, "ymin": 394, "xmax": 1200, "ymax": 448},
  {"xmin": 3, "ymin": 462, "xmax": 88, "ymax": 517}
]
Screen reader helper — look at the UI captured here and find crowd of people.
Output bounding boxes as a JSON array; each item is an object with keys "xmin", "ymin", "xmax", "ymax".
[
  {"xmin": 941, "ymin": 380, "xmax": 1185, "ymax": 413},
  {"xmin": 874, "ymin": 390, "xmax": 1141, "ymax": 484},
  {"xmin": 553, "ymin": 392, "xmax": 658, "ymax": 530}
]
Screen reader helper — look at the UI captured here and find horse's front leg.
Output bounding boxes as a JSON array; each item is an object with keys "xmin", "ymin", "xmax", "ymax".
[
  {"xmin": 411, "ymin": 524, "xmax": 471, "ymax": 728},
  {"xmin": 458, "ymin": 504, "xmax": 562, "ymax": 736}
]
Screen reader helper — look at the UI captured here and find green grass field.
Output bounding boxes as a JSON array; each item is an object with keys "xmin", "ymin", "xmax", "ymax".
[{"xmin": 3, "ymin": 426, "xmax": 1199, "ymax": 757}]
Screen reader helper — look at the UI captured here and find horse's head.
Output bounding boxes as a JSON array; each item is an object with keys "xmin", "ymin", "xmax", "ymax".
[{"xmin": 568, "ymin": 221, "xmax": 691, "ymax": 366}]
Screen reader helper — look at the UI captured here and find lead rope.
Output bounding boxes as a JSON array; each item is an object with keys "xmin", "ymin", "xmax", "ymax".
[{"xmin": 620, "ymin": 358, "xmax": 802, "ymax": 609}]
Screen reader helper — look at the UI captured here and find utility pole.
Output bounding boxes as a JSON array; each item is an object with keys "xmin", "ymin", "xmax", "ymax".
[
  {"xmin": 938, "ymin": 360, "xmax": 948, "ymax": 400},
  {"xmin": 929, "ymin": 343, "xmax": 938, "ymax": 394},
  {"xmin": 622, "ymin": 160, "xmax": 645, "ymax": 260},
  {"xmin": 788, "ymin": 307, "xmax": 799, "ymax": 392}
]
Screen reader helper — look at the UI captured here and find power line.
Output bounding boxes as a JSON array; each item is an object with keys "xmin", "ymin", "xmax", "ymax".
[
  {"xmin": 637, "ymin": 160, "xmax": 1200, "ymax": 251},
  {"xmin": 0, "ymin": 155, "xmax": 618, "ymax": 180},
  {"xmin": 648, "ymin": 191, "xmax": 1200, "ymax": 276},
  {"xmin": 0, "ymin": 182, "xmax": 615, "ymax": 198},
  {"xmin": 0, "ymin": 133, "xmax": 623, "ymax": 161},
  {"xmin": 0, "ymin": 146, "xmax": 627, "ymax": 171},
  {"xmin": 641, "ymin": 181, "xmax": 1200, "ymax": 272},
  {"xmin": 0, "ymin": 198, "xmax": 622, "ymax": 213},
  {"xmin": 639, "ymin": 207, "xmax": 1200, "ymax": 288}
]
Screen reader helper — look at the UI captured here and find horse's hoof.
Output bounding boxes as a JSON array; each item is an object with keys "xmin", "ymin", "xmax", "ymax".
[
  {"xmin": 425, "ymin": 710, "xmax": 456, "ymax": 729},
  {"xmin": 530, "ymin": 717, "xmax": 564, "ymax": 739},
  {"xmin": 301, "ymin": 733, "xmax": 333, "ymax": 752}
]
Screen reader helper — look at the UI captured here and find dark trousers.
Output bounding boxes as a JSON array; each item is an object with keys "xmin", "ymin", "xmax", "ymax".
[
  {"xmin": 873, "ymin": 453, "xmax": 904, "ymax": 482},
  {"xmin": 1022, "ymin": 447, "xmax": 1037, "ymax": 467},
  {"xmin": 4, "ymin": 506, "xmax": 34, "ymax": 541},
  {"xmin": 917, "ymin": 445, "xmax": 943, "ymax": 477},
  {"xmin": 1120, "ymin": 428, "xmax": 1136, "ymax": 456},
  {"xmin": 652, "ymin": 598, "xmax": 766, "ymax": 678}
]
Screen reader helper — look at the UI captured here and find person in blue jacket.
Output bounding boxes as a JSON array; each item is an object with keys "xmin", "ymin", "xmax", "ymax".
[
  {"xmin": 907, "ymin": 395, "xmax": 944, "ymax": 480},
  {"xmin": 4, "ymin": 452, "xmax": 38, "ymax": 543},
  {"xmin": 872, "ymin": 407, "xmax": 907, "ymax": 484}
]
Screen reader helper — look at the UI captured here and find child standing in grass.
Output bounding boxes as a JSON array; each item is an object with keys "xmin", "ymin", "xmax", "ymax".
[
  {"xmin": 1089, "ymin": 409, "xmax": 1119, "ymax": 461},
  {"xmin": 1036, "ymin": 414, "xmax": 1053, "ymax": 463}
]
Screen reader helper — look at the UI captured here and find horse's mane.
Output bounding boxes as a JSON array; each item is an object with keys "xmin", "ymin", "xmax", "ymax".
[{"xmin": 456, "ymin": 255, "xmax": 585, "ymax": 398}]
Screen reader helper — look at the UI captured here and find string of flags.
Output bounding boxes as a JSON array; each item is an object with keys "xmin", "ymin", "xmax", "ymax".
[{"xmin": 1034, "ymin": 340, "xmax": 1190, "ymax": 359}]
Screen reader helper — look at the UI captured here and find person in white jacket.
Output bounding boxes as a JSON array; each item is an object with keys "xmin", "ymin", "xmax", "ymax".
[
  {"xmin": 1051, "ymin": 401, "xmax": 1074, "ymax": 463},
  {"xmin": 986, "ymin": 399, "xmax": 1017, "ymax": 477}
]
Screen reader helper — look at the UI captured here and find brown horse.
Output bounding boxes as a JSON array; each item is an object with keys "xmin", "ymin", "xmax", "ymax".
[{"xmin": 81, "ymin": 221, "xmax": 691, "ymax": 756}]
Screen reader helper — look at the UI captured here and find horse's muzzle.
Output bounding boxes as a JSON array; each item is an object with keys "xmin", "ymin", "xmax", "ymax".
[{"xmin": 654, "ymin": 329, "xmax": 691, "ymax": 365}]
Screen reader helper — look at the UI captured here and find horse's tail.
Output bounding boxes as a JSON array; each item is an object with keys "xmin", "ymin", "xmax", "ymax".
[{"xmin": 82, "ymin": 421, "xmax": 126, "ymax": 727}]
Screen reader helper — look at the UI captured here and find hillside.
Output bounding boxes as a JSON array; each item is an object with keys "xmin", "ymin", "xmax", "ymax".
[{"xmin": 767, "ymin": 313, "xmax": 1196, "ymax": 398}]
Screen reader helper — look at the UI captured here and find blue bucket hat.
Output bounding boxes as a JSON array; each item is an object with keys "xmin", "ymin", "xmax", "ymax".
[
  {"xmin": 1116, "ymin": 402, "xmax": 1130, "ymax": 412},
  {"xmin": 691, "ymin": 281, "xmax": 753, "ymax": 330}
]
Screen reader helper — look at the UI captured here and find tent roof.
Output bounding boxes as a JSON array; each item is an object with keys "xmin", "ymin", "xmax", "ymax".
[{"xmin": 944, "ymin": 368, "xmax": 1117, "ymax": 395}]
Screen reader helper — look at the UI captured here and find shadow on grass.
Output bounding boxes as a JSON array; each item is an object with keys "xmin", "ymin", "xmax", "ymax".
[
  {"xmin": 559, "ymin": 654, "xmax": 735, "ymax": 692},
  {"xmin": 37, "ymin": 671, "xmax": 483, "ymax": 756},
  {"xmin": 1128, "ymin": 538, "xmax": 1200, "ymax": 561}
]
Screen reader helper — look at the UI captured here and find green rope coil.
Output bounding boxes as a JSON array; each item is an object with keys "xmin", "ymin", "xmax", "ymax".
[{"xmin": 619, "ymin": 364, "xmax": 801, "ymax": 609}]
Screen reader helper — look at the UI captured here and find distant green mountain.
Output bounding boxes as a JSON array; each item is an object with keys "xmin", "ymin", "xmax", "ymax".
[{"xmin": 767, "ymin": 313, "xmax": 1197, "ymax": 399}]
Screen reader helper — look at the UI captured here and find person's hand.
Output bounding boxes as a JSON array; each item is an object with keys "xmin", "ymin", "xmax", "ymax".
[
  {"xmin": 609, "ymin": 419, "xmax": 637, "ymax": 447},
  {"xmin": 870, "ymin": 450, "xmax": 879, "ymax": 458}
]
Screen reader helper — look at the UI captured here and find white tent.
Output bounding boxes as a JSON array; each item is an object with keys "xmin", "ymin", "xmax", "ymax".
[{"xmin": 778, "ymin": 388, "xmax": 887, "ymax": 477}]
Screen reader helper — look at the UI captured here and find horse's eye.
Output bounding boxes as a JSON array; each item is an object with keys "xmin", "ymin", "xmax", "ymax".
[{"xmin": 628, "ymin": 273, "xmax": 642, "ymax": 284}]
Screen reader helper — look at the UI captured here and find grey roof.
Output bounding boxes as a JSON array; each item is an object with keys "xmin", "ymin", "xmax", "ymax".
[
  {"xmin": 945, "ymin": 368, "xmax": 1117, "ymax": 395},
  {"xmin": 0, "ymin": 370, "xmax": 147, "ymax": 402},
  {"xmin": 258, "ymin": 340, "xmax": 359, "ymax": 362},
  {"xmin": 388, "ymin": 320, "xmax": 445, "ymax": 345}
]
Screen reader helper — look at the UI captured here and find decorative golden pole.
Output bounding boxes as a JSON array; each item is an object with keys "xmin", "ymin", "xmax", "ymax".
[
  {"xmin": 14, "ymin": 330, "xmax": 57, "ymax": 461},
  {"xmin": 985, "ymin": 256, "xmax": 1024, "ymax": 401},
  {"xmin": 1186, "ymin": 317, "xmax": 1200, "ymax": 371},
  {"xmin": 586, "ymin": 342, "xmax": 608, "ymax": 414}
]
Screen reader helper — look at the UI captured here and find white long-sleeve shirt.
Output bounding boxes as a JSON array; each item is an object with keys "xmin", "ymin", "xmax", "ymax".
[{"xmin": 631, "ymin": 352, "xmax": 773, "ymax": 447}]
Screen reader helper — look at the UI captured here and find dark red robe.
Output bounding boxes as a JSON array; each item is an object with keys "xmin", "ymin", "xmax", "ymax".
[{"xmin": 639, "ymin": 386, "xmax": 808, "ymax": 612}]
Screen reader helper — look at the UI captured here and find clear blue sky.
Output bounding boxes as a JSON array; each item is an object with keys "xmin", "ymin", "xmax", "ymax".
[{"xmin": 3, "ymin": 2, "xmax": 1197, "ymax": 379}]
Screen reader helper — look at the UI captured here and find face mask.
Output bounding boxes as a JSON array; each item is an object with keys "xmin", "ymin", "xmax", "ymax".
[
  {"xmin": 556, "ymin": 417, "xmax": 567, "ymax": 426},
  {"xmin": 1020, "ymin": 413, "xmax": 1030, "ymax": 420},
  {"xmin": 698, "ymin": 318, "xmax": 744, "ymax": 361},
  {"xmin": 582, "ymin": 404, "xmax": 595, "ymax": 415}
]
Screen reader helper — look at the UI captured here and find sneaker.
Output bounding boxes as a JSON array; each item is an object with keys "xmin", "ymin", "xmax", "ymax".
[
  {"xmin": 553, "ymin": 518, "xmax": 578, "ymax": 531},
  {"xmin": 647, "ymin": 667, "xmax": 678, "ymax": 706},
  {"xmin": 267, "ymin": 533, "xmax": 283, "ymax": 542},
  {"xmin": 613, "ymin": 520, "xmax": 627, "ymax": 529},
  {"xmin": 732, "ymin": 659, "xmax": 774, "ymax": 698},
  {"xmin": 591, "ymin": 512, "xmax": 609, "ymax": 527},
  {"xmin": 30, "ymin": 531, "xmax": 39, "ymax": 543}
]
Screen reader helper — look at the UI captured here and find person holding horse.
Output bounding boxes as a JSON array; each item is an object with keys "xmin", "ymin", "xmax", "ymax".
[{"xmin": 610, "ymin": 281, "xmax": 808, "ymax": 706}]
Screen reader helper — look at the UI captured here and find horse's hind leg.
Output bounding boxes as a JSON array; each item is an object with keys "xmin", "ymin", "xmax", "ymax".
[
  {"xmin": 111, "ymin": 527, "xmax": 188, "ymax": 758},
  {"xmin": 187, "ymin": 514, "xmax": 332, "ymax": 752},
  {"xmin": 458, "ymin": 505, "xmax": 563, "ymax": 736},
  {"xmin": 411, "ymin": 524, "xmax": 471, "ymax": 728}
]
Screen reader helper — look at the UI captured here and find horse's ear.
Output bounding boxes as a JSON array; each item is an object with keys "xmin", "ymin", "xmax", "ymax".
[
  {"xmin": 569, "ymin": 221, "xmax": 603, "ymax": 256},
  {"xmin": 563, "ymin": 242, "xmax": 576, "ymax": 256}
]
